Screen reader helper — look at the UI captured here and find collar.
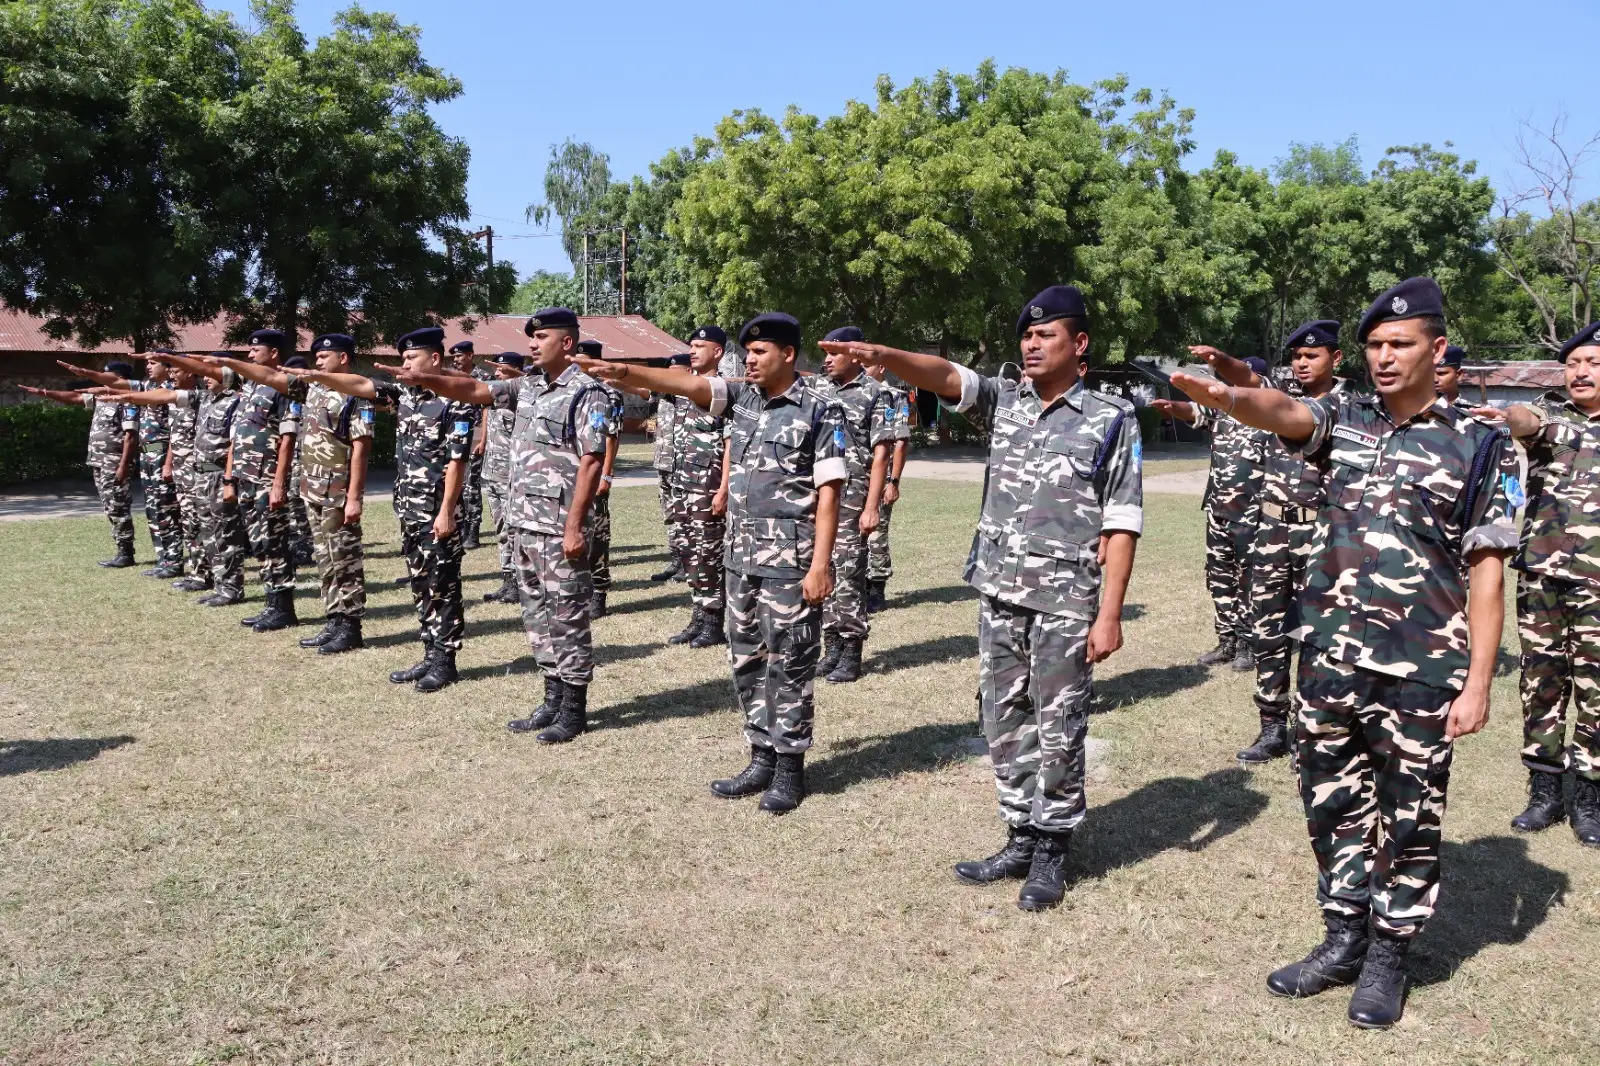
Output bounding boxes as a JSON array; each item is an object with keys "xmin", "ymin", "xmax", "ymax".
[
  {"xmin": 757, "ymin": 377, "xmax": 807, "ymax": 407},
  {"xmin": 1362, "ymin": 392, "xmax": 1464, "ymax": 433},
  {"xmin": 538, "ymin": 361, "xmax": 582, "ymax": 391},
  {"xmin": 1022, "ymin": 377, "xmax": 1086, "ymax": 412}
]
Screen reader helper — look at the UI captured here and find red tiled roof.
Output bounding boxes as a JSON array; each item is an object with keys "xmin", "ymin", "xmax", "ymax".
[
  {"xmin": 0, "ymin": 309, "xmax": 687, "ymax": 361},
  {"xmin": 1460, "ymin": 362, "xmax": 1565, "ymax": 389}
]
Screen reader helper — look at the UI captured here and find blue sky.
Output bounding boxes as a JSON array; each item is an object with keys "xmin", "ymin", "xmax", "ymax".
[{"xmin": 217, "ymin": 0, "xmax": 1600, "ymax": 281}]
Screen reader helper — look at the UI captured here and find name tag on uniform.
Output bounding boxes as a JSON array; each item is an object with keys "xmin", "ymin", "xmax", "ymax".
[
  {"xmin": 996, "ymin": 407, "xmax": 1038, "ymax": 429},
  {"xmin": 1331, "ymin": 425, "xmax": 1379, "ymax": 448}
]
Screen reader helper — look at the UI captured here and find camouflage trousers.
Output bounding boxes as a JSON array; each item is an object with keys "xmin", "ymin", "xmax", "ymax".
[
  {"xmin": 485, "ymin": 475, "xmax": 513, "ymax": 582},
  {"xmin": 1249, "ymin": 514, "xmax": 1315, "ymax": 723},
  {"xmin": 1202, "ymin": 501, "xmax": 1255, "ymax": 644},
  {"xmin": 866, "ymin": 497, "xmax": 895, "ymax": 582},
  {"xmin": 588, "ymin": 493, "xmax": 613, "ymax": 595},
  {"xmin": 660, "ymin": 473, "xmax": 689, "ymax": 568},
  {"xmin": 174, "ymin": 464, "xmax": 207, "ymax": 578},
  {"xmin": 824, "ymin": 494, "xmax": 870, "ymax": 640},
  {"xmin": 510, "ymin": 527, "xmax": 594, "ymax": 685},
  {"xmin": 464, "ymin": 450, "xmax": 486, "ymax": 535},
  {"xmin": 727, "ymin": 569, "xmax": 821, "ymax": 753},
  {"xmin": 306, "ymin": 498, "xmax": 365, "ymax": 618},
  {"xmin": 401, "ymin": 521, "xmax": 465, "ymax": 652},
  {"xmin": 979, "ymin": 594, "xmax": 1092, "ymax": 832},
  {"xmin": 199, "ymin": 470, "xmax": 248, "ymax": 597},
  {"xmin": 138, "ymin": 451, "xmax": 182, "ymax": 567},
  {"xmin": 1296, "ymin": 646, "xmax": 1454, "ymax": 939},
  {"xmin": 92, "ymin": 464, "xmax": 134, "ymax": 552},
  {"xmin": 1517, "ymin": 571, "xmax": 1600, "ymax": 782},
  {"xmin": 286, "ymin": 489, "xmax": 312, "ymax": 557},
  {"xmin": 668, "ymin": 488, "xmax": 725, "ymax": 611},
  {"xmin": 234, "ymin": 482, "xmax": 295, "ymax": 594}
]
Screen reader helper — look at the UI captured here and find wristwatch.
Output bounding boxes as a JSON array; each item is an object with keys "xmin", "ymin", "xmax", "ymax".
[{"xmin": 886, "ymin": 476, "xmax": 899, "ymax": 485}]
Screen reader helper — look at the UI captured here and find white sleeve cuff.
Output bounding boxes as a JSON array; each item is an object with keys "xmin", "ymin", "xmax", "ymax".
[
  {"xmin": 707, "ymin": 377, "xmax": 730, "ymax": 417},
  {"xmin": 1101, "ymin": 504, "xmax": 1144, "ymax": 535},
  {"xmin": 81, "ymin": 394, "xmax": 95, "ymax": 408},
  {"xmin": 949, "ymin": 365, "xmax": 983, "ymax": 414},
  {"xmin": 813, "ymin": 456, "xmax": 847, "ymax": 487},
  {"xmin": 278, "ymin": 420, "xmax": 299, "ymax": 435}
]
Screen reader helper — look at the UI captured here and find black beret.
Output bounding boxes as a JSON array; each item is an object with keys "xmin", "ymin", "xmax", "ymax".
[
  {"xmin": 690, "ymin": 325, "xmax": 728, "ymax": 347},
  {"xmin": 1357, "ymin": 277, "xmax": 1444, "ymax": 342},
  {"xmin": 1440, "ymin": 345, "xmax": 1466, "ymax": 368},
  {"xmin": 282, "ymin": 355, "xmax": 308, "ymax": 369},
  {"xmin": 312, "ymin": 333, "xmax": 356, "ymax": 355},
  {"xmin": 105, "ymin": 360, "xmax": 135, "ymax": 378},
  {"xmin": 249, "ymin": 328, "xmax": 290, "ymax": 350},
  {"xmin": 738, "ymin": 312, "xmax": 801, "ymax": 349},
  {"xmin": 396, "ymin": 326, "xmax": 446, "ymax": 352},
  {"xmin": 1557, "ymin": 322, "xmax": 1600, "ymax": 362},
  {"xmin": 1015, "ymin": 285, "xmax": 1088, "ymax": 338},
  {"xmin": 824, "ymin": 326, "xmax": 864, "ymax": 344},
  {"xmin": 210, "ymin": 351, "xmax": 232, "ymax": 359},
  {"xmin": 492, "ymin": 352, "xmax": 526, "ymax": 368},
  {"xmin": 576, "ymin": 339, "xmax": 603, "ymax": 358},
  {"xmin": 448, "ymin": 340, "xmax": 474, "ymax": 355},
  {"xmin": 524, "ymin": 307, "xmax": 579, "ymax": 335},
  {"xmin": 1242, "ymin": 356, "xmax": 1269, "ymax": 376},
  {"xmin": 1284, "ymin": 319, "xmax": 1340, "ymax": 351}
]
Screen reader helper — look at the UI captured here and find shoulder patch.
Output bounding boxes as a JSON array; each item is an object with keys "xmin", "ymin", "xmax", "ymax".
[
  {"xmin": 1503, "ymin": 472, "xmax": 1526, "ymax": 509},
  {"xmin": 1090, "ymin": 389, "xmax": 1136, "ymax": 414},
  {"xmin": 360, "ymin": 407, "xmax": 375, "ymax": 425},
  {"xmin": 453, "ymin": 420, "xmax": 471, "ymax": 434},
  {"xmin": 833, "ymin": 425, "xmax": 847, "ymax": 450}
]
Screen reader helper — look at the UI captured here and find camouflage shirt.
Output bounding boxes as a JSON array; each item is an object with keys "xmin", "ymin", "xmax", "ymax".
[
  {"xmin": 81, "ymin": 395, "xmax": 136, "ymax": 471},
  {"xmin": 1289, "ymin": 393, "xmax": 1520, "ymax": 691},
  {"xmin": 221, "ymin": 368, "xmax": 293, "ymax": 486},
  {"xmin": 949, "ymin": 370, "xmax": 1143, "ymax": 620},
  {"xmin": 1257, "ymin": 379, "xmax": 1351, "ymax": 516},
  {"xmin": 166, "ymin": 382, "xmax": 209, "ymax": 474},
  {"xmin": 483, "ymin": 385, "xmax": 518, "ymax": 486},
  {"xmin": 706, "ymin": 376, "xmax": 848, "ymax": 579},
  {"xmin": 809, "ymin": 372, "xmax": 895, "ymax": 506},
  {"xmin": 1192, "ymin": 405, "xmax": 1268, "ymax": 515},
  {"xmin": 879, "ymin": 382, "xmax": 914, "ymax": 442},
  {"xmin": 652, "ymin": 395, "xmax": 678, "ymax": 472},
  {"xmin": 668, "ymin": 374, "xmax": 727, "ymax": 494},
  {"xmin": 285, "ymin": 379, "xmax": 374, "ymax": 506},
  {"xmin": 171, "ymin": 381, "xmax": 242, "ymax": 471},
  {"xmin": 372, "ymin": 381, "xmax": 474, "ymax": 526},
  {"xmin": 1514, "ymin": 391, "xmax": 1600, "ymax": 585},
  {"xmin": 487, "ymin": 362, "xmax": 612, "ymax": 536},
  {"xmin": 133, "ymin": 382, "xmax": 171, "ymax": 454}
]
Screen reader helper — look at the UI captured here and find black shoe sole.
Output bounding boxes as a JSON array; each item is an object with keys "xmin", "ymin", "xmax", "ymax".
[
  {"xmin": 1016, "ymin": 895, "xmax": 1064, "ymax": 912},
  {"xmin": 952, "ymin": 868, "xmax": 1026, "ymax": 886}
]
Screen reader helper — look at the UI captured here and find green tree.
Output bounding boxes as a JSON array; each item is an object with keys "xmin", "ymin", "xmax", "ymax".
[
  {"xmin": 525, "ymin": 138, "xmax": 612, "ymax": 274},
  {"xmin": 506, "ymin": 269, "xmax": 582, "ymax": 314}
]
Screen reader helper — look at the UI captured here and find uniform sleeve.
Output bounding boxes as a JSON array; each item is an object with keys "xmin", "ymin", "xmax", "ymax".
[
  {"xmin": 707, "ymin": 377, "xmax": 749, "ymax": 418},
  {"xmin": 350, "ymin": 398, "xmax": 376, "ymax": 441},
  {"xmin": 868, "ymin": 389, "xmax": 895, "ymax": 448},
  {"xmin": 445, "ymin": 404, "xmax": 472, "ymax": 462},
  {"xmin": 119, "ymin": 403, "xmax": 138, "ymax": 431},
  {"xmin": 1100, "ymin": 410, "xmax": 1144, "ymax": 535},
  {"xmin": 1462, "ymin": 430, "xmax": 1521, "ymax": 556},
  {"xmin": 79, "ymin": 393, "xmax": 95, "ymax": 409},
  {"xmin": 372, "ymin": 381, "xmax": 403, "ymax": 410},
  {"xmin": 279, "ymin": 389, "xmax": 301, "ymax": 436},
  {"xmin": 1286, "ymin": 395, "xmax": 1336, "ymax": 459},
  {"xmin": 574, "ymin": 386, "xmax": 612, "ymax": 457},
  {"xmin": 893, "ymin": 391, "xmax": 913, "ymax": 441},
  {"xmin": 945, "ymin": 365, "xmax": 1001, "ymax": 430},
  {"xmin": 813, "ymin": 401, "xmax": 848, "ymax": 488}
]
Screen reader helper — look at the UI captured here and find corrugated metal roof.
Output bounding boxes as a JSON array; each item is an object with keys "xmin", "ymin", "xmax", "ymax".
[
  {"xmin": 1460, "ymin": 361, "xmax": 1565, "ymax": 389},
  {"xmin": 0, "ymin": 309, "xmax": 687, "ymax": 361}
]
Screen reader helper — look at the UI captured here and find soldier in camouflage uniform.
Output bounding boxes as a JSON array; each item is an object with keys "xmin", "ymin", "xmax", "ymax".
[
  {"xmin": 449, "ymin": 340, "xmax": 495, "ymax": 550},
  {"xmin": 163, "ymin": 363, "xmax": 210, "ymax": 591},
  {"xmin": 1172, "ymin": 277, "xmax": 1519, "ymax": 1029},
  {"xmin": 21, "ymin": 360, "xmax": 138, "ymax": 567},
  {"xmin": 480, "ymin": 353, "xmax": 527, "ymax": 604},
  {"xmin": 216, "ymin": 335, "xmax": 374, "ymax": 654},
  {"xmin": 280, "ymin": 355, "xmax": 315, "ymax": 567},
  {"xmin": 664, "ymin": 325, "xmax": 732, "ymax": 649},
  {"xmin": 572, "ymin": 340, "xmax": 624, "ymax": 620},
  {"xmin": 403, "ymin": 309, "xmax": 612, "ymax": 741},
  {"xmin": 812, "ymin": 326, "xmax": 894, "ymax": 684},
  {"xmin": 863, "ymin": 361, "xmax": 912, "ymax": 614},
  {"xmin": 133, "ymin": 357, "xmax": 184, "ymax": 578},
  {"xmin": 824, "ymin": 286, "xmax": 1142, "ymax": 909},
  {"xmin": 1493, "ymin": 323, "xmax": 1600, "ymax": 846},
  {"xmin": 651, "ymin": 387, "xmax": 687, "ymax": 582},
  {"xmin": 580, "ymin": 312, "xmax": 848, "ymax": 813},
  {"xmin": 303, "ymin": 327, "xmax": 473, "ymax": 691}
]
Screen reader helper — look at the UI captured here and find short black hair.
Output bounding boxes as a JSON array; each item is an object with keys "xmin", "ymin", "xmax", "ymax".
[{"xmin": 1417, "ymin": 315, "xmax": 1447, "ymax": 342}]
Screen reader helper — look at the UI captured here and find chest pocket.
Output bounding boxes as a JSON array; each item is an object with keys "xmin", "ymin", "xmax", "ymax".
[
  {"xmin": 1327, "ymin": 440, "xmax": 1377, "ymax": 511},
  {"xmin": 413, "ymin": 397, "xmax": 451, "ymax": 444},
  {"xmin": 762, "ymin": 421, "xmax": 811, "ymax": 476}
]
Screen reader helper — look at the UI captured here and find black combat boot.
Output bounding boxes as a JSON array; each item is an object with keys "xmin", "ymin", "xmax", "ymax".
[
  {"xmin": 1231, "ymin": 645, "xmax": 1255, "ymax": 671},
  {"xmin": 818, "ymin": 631, "xmax": 844, "ymax": 676},
  {"xmin": 509, "ymin": 676, "xmax": 564, "ymax": 733},
  {"xmin": 865, "ymin": 579, "xmax": 888, "ymax": 614},
  {"xmin": 392, "ymin": 573, "xmax": 410, "ymax": 586},
  {"xmin": 251, "ymin": 588, "xmax": 299, "ymax": 632},
  {"xmin": 319, "ymin": 615, "xmax": 363, "ymax": 655},
  {"xmin": 240, "ymin": 598, "xmax": 268, "ymax": 627},
  {"xmin": 99, "ymin": 543, "xmax": 136, "ymax": 568},
  {"xmin": 690, "ymin": 609, "xmax": 726, "ymax": 648},
  {"xmin": 650, "ymin": 559, "xmax": 682, "ymax": 582},
  {"xmin": 199, "ymin": 588, "xmax": 242, "ymax": 606},
  {"xmin": 414, "ymin": 647, "xmax": 458, "ymax": 693},
  {"xmin": 1346, "ymin": 933, "xmax": 1410, "ymax": 1029},
  {"xmin": 1016, "ymin": 829, "xmax": 1071, "ymax": 911},
  {"xmin": 710, "ymin": 746, "xmax": 777, "ymax": 798},
  {"xmin": 1266, "ymin": 914, "xmax": 1369, "ymax": 998},
  {"xmin": 668, "ymin": 607, "xmax": 704, "ymax": 646},
  {"xmin": 759, "ymin": 752, "xmax": 806, "ymax": 814},
  {"xmin": 1510, "ymin": 769, "xmax": 1566, "ymax": 833},
  {"xmin": 462, "ymin": 529, "xmax": 481, "ymax": 551},
  {"xmin": 826, "ymin": 638, "xmax": 864, "ymax": 683},
  {"xmin": 174, "ymin": 575, "xmax": 212, "ymax": 592},
  {"xmin": 1571, "ymin": 775, "xmax": 1600, "ymax": 847},
  {"xmin": 484, "ymin": 574, "xmax": 517, "ymax": 603},
  {"xmin": 953, "ymin": 826, "xmax": 1035, "ymax": 884},
  {"xmin": 292, "ymin": 543, "xmax": 314, "ymax": 567},
  {"xmin": 299, "ymin": 615, "xmax": 340, "ymax": 648},
  {"xmin": 588, "ymin": 592, "xmax": 608, "ymax": 620},
  {"xmin": 389, "ymin": 642, "xmax": 432, "ymax": 684},
  {"xmin": 1237, "ymin": 716, "xmax": 1290, "ymax": 764},
  {"xmin": 536, "ymin": 683, "xmax": 587, "ymax": 743},
  {"xmin": 1196, "ymin": 639, "xmax": 1236, "ymax": 666}
]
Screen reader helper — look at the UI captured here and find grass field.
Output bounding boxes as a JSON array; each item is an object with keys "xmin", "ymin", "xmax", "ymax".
[{"xmin": 1, "ymin": 481, "xmax": 1595, "ymax": 1065}]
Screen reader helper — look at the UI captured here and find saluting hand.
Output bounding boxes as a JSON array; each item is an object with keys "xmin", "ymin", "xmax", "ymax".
[
  {"xmin": 817, "ymin": 340, "xmax": 888, "ymax": 366},
  {"xmin": 1168, "ymin": 371, "xmax": 1235, "ymax": 412},
  {"xmin": 1149, "ymin": 398, "xmax": 1197, "ymax": 424},
  {"xmin": 573, "ymin": 354, "xmax": 626, "ymax": 383}
]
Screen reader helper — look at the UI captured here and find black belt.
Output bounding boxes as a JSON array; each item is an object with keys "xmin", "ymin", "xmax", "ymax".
[{"xmin": 1260, "ymin": 501, "xmax": 1315, "ymax": 524}]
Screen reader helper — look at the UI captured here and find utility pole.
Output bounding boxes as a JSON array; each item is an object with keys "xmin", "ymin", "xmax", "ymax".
[
  {"xmin": 620, "ymin": 228, "xmax": 628, "ymax": 315},
  {"xmin": 466, "ymin": 226, "xmax": 494, "ymax": 306},
  {"xmin": 581, "ymin": 231, "xmax": 590, "ymax": 315}
]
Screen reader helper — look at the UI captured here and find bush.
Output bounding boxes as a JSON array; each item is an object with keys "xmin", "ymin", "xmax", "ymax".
[{"xmin": 0, "ymin": 403, "xmax": 93, "ymax": 484}]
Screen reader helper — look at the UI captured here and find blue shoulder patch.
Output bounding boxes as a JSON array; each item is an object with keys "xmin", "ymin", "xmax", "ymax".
[
  {"xmin": 289, "ymin": 401, "xmax": 303, "ymax": 416},
  {"xmin": 833, "ymin": 425, "xmax": 847, "ymax": 450},
  {"xmin": 360, "ymin": 407, "xmax": 375, "ymax": 425},
  {"xmin": 1131, "ymin": 440, "xmax": 1143, "ymax": 469},
  {"xmin": 1503, "ymin": 472, "xmax": 1526, "ymax": 509},
  {"xmin": 453, "ymin": 420, "xmax": 471, "ymax": 434},
  {"xmin": 589, "ymin": 409, "xmax": 607, "ymax": 430}
]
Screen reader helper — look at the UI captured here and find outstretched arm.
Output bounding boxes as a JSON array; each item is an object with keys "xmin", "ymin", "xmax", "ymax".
[
  {"xmin": 371, "ymin": 363, "xmax": 491, "ymax": 405},
  {"xmin": 145, "ymin": 352, "xmax": 224, "ymax": 383},
  {"xmin": 1185, "ymin": 346, "xmax": 1264, "ymax": 388},
  {"xmin": 1169, "ymin": 372, "xmax": 1316, "ymax": 442},
  {"xmin": 817, "ymin": 342, "xmax": 963, "ymax": 403},
  {"xmin": 573, "ymin": 357, "xmax": 711, "ymax": 409},
  {"xmin": 1149, "ymin": 398, "xmax": 1198, "ymax": 425},
  {"xmin": 289, "ymin": 368, "xmax": 378, "ymax": 401},
  {"xmin": 206, "ymin": 355, "xmax": 290, "ymax": 392},
  {"xmin": 91, "ymin": 387, "xmax": 177, "ymax": 406},
  {"xmin": 55, "ymin": 360, "xmax": 130, "ymax": 388},
  {"xmin": 17, "ymin": 385, "xmax": 91, "ymax": 406}
]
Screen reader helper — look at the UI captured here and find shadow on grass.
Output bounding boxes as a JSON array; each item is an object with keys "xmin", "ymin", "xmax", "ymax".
[
  {"xmin": 0, "ymin": 736, "xmax": 135, "ymax": 776},
  {"xmin": 887, "ymin": 584, "xmax": 976, "ymax": 611},
  {"xmin": 809, "ymin": 721, "xmax": 977, "ymax": 796},
  {"xmin": 1094, "ymin": 663, "xmax": 1210, "ymax": 709},
  {"xmin": 869, "ymin": 634, "xmax": 979, "ymax": 674},
  {"xmin": 1411, "ymin": 835, "xmax": 1570, "ymax": 986},
  {"xmin": 1072, "ymin": 768, "xmax": 1268, "ymax": 882},
  {"xmin": 598, "ymin": 674, "xmax": 735, "ymax": 732}
]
